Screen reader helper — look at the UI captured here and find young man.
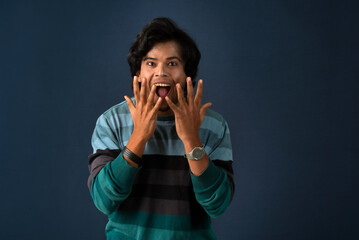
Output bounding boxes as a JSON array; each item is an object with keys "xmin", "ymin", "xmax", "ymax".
[{"xmin": 88, "ymin": 17, "xmax": 234, "ymax": 239}]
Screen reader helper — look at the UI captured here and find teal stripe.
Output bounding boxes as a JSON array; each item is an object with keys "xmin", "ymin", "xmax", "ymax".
[
  {"xmin": 103, "ymin": 101, "xmax": 131, "ymax": 115},
  {"xmin": 191, "ymin": 161, "xmax": 232, "ymax": 217},
  {"xmin": 107, "ymin": 230, "xmax": 136, "ymax": 240},
  {"xmin": 205, "ymin": 146, "xmax": 233, "ymax": 161},
  {"xmin": 199, "ymin": 129, "xmax": 232, "ymax": 147},
  {"xmin": 92, "ymin": 138, "xmax": 119, "ymax": 152},
  {"xmin": 91, "ymin": 156, "xmax": 140, "ymax": 215},
  {"xmin": 108, "ymin": 210, "xmax": 211, "ymax": 231},
  {"xmin": 93, "ymin": 100, "xmax": 232, "ymax": 155},
  {"xmin": 106, "ymin": 223, "xmax": 216, "ymax": 240},
  {"xmin": 203, "ymin": 108, "xmax": 225, "ymax": 121},
  {"xmin": 144, "ymin": 136, "xmax": 184, "ymax": 155},
  {"xmin": 201, "ymin": 115, "xmax": 225, "ymax": 131},
  {"xmin": 91, "ymin": 173, "xmax": 114, "ymax": 215}
]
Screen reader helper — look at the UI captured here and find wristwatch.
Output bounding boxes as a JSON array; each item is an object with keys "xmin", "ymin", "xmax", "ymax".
[{"xmin": 184, "ymin": 147, "xmax": 205, "ymax": 160}]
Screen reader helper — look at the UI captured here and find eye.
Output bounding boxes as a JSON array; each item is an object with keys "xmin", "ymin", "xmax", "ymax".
[
  {"xmin": 146, "ymin": 61, "xmax": 155, "ymax": 66},
  {"xmin": 168, "ymin": 61, "xmax": 178, "ymax": 66}
]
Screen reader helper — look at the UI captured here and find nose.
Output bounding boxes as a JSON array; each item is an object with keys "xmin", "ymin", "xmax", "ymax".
[{"xmin": 155, "ymin": 63, "xmax": 168, "ymax": 77}]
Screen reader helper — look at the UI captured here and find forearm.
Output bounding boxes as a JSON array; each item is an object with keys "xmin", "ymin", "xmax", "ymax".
[
  {"xmin": 123, "ymin": 77, "xmax": 162, "ymax": 168},
  {"xmin": 91, "ymin": 154, "xmax": 140, "ymax": 215},
  {"xmin": 123, "ymin": 130, "xmax": 148, "ymax": 167}
]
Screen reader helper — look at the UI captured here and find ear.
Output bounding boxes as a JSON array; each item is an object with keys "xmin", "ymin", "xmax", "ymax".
[{"xmin": 136, "ymin": 71, "xmax": 141, "ymax": 81}]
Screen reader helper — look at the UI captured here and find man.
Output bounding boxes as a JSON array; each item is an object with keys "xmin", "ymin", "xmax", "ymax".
[{"xmin": 88, "ymin": 17, "xmax": 234, "ymax": 239}]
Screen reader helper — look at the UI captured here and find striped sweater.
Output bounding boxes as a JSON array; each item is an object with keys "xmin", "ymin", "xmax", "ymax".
[{"xmin": 88, "ymin": 99, "xmax": 234, "ymax": 239}]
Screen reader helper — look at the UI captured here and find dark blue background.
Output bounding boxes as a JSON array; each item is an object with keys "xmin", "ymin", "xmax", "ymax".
[{"xmin": 1, "ymin": 0, "xmax": 358, "ymax": 239}]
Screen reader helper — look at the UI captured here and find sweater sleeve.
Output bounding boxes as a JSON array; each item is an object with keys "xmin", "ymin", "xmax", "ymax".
[
  {"xmin": 90, "ymin": 154, "xmax": 140, "ymax": 215},
  {"xmin": 88, "ymin": 114, "xmax": 140, "ymax": 215},
  {"xmin": 190, "ymin": 161, "xmax": 232, "ymax": 218},
  {"xmin": 191, "ymin": 115, "xmax": 234, "ymax": 218}
]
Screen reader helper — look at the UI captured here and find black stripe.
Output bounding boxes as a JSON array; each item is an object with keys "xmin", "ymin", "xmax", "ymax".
[
  {"xmin": 118, "ymin": 197, "xmax": 207, "ymax": 217},
  {"xmin": 130, "ymin": 184, "xmax": 194, "ymax": 201},
  {"xmin": 134, "ymin": 169, "xmax": 191, "ymax": 186},
  {"xmin": 141, "ymin": 154, "xmax": 189, "ymax": 170}
]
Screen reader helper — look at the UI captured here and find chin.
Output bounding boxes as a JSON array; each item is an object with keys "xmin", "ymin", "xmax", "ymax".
[
  {"xmin": 156, "ymin": 101, "xmax": 172, "ymax": 115},
  {"xmin": 159, "ymin": 101, "xmax": 170, "ymax": 111}
]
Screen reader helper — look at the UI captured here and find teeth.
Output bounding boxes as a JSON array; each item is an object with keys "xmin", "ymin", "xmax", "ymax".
[{"xmin": 154, "ymin": 83, "xmax": 171, "ymax": 87}]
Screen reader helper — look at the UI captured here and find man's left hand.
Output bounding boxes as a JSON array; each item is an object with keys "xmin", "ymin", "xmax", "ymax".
[{"xmin": 165, "ymin": 77, "xmax": 212, "ymax": 147}]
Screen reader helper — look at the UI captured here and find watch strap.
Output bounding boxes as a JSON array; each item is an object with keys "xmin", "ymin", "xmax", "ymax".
[{"xmin": 122, "ymin": 147, "xmax": 142, "ymax": 166}]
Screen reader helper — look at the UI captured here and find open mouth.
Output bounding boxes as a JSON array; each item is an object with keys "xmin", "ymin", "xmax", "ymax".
[{"xmin": 154, "ymin": 83, "xmax": 171, "ymax": 98}]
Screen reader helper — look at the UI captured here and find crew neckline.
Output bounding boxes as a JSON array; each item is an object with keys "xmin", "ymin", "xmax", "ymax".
[{"xmin": 157, "ymin": 115, "xmax": 175, "ymax": 121}]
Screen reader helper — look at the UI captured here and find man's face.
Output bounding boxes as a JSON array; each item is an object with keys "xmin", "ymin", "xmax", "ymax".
[{"xmin": 138, "ymin": 41, "xmax": 187, "ymax": 116}]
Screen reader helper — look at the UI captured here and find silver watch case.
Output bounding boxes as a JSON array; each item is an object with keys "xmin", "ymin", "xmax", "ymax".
[{"xmin": 185, "ymin": 147, "xmax": 205, "ymax": 160}]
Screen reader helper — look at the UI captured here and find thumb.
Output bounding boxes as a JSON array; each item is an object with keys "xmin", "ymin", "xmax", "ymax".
[{"xmin": 200, "ymin": 102, "xmax": 212, "ymax": 123}]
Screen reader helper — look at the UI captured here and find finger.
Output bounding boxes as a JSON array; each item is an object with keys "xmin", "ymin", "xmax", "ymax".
[
  {"xmin": 176, "ymin": 83, "xmax": 186, "ymax": 106},
  {"xmin": 186, "ymin": 77, "xmax": 194, "ymax": 107},
  {"xmin": 165, "ymin": 96, "xmax": 180, "ymax": 113},
  {"xmin": 133, "ymin": 76, "xmax": 140, "ymax": 105},
  {"xmin": 147, "ymin": 84, "xmax": 157, "ymax": 107},
  {"xmin": 140, "ymin": 78, "xmax": 147, "ymax": 104},
  {"xmin": 152, "ymin": 96, "xmax": 163, "ymax": 113},
  {"xmin": 200, "ymin": 102, "xmax": 212, "ymax": 123},
  {"xmin": 124, "ymin": 95, "xmax": 136, "ymax": 113},
  {"xmin": 194, "ymin": 79, "xmax": 203, "ymax": 108}
]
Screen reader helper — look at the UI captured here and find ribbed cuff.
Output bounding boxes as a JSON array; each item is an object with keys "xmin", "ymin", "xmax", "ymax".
[{"xmin": 190, "ymin": 160, "xmax": 223, "ymax": 191}]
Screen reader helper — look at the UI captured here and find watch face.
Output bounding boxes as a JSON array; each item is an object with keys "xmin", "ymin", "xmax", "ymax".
[{"xmin": 193, "ymin": 147, "xmax": 205, "ymax": 159}]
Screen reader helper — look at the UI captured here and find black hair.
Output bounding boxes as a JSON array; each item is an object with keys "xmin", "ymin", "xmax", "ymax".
[{"xmin": 127, "ymin": 17, "xmax": 201, "ymax": 87}]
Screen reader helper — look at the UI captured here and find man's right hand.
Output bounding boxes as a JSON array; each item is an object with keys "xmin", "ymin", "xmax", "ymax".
[{"xmin": 123, "ymin": 76, "xmax": 162, "ymax": 166}]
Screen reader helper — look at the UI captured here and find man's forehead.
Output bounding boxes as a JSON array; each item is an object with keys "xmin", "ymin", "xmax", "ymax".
[{"xmin": 145, "ymin": 41, "xmax": 182, "ymax": 59}]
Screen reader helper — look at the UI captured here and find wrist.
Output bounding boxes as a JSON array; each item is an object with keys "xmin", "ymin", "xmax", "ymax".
[
  {"xmin": 126, "ymin": 130, "xmax": 149, "ymax": 158},
  {"xmin": 131, "ymin": 129, "xmax": 150, "ymax": 145},
  {"xmin": 183, "ymin": 135, "xmax": 202, "ymax": 153},
  {"xmin": 122, "ymin": 147, "xmax": 142, "ymax": 166}
]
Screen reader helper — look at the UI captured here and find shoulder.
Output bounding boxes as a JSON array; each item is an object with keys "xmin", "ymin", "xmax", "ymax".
[
  {"xmin": 202, "ymin": 108, "xmax": 229, "ymax": 132},
  {"xmin": 200, "ymin": 108, "xmax": 232, "ymax": 161},
  {"xmin": 101, "ymin": 99, "xmax": 131, "ymax": 120},
  {"xmin": 94, "ymin": 99, "xmax": 134, "ymax": 130},
  {"xmin": 204, "ymin": 108, "xmax": 226, "ymax": 122}
]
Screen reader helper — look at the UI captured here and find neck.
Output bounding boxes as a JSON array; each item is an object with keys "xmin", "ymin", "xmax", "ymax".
[{"xmin": 157, "ymin": 108, "xmax": 174, "ymax": 116}]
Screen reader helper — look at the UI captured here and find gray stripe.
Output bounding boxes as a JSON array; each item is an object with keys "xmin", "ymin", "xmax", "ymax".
[
  {"xmin": 87, "ymin": 155, "xmax": 114, "ymax": 190},
  {"xmin": 134, "ymin": 169, "xmax": 191, "ymax": 186}
]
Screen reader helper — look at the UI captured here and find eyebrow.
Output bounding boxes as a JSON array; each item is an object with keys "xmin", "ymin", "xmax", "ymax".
[{"xmin": 143, "ymin": 56, "xmax": 182, "ymax": 62}]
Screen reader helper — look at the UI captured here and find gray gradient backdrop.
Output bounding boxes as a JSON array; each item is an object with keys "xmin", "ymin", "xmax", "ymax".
[{"xmin": 1, "ymin": 0, "xmax": 358, "ymax": 239}]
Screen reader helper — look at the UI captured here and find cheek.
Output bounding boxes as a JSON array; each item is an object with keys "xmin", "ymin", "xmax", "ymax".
[
  {"xmin": 141, "ymin": 81, "xmax": 151, "ymax": 94},
  {"xmin": 139, "ymin": 70, "xmax": 153, "ymax": 82}
]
